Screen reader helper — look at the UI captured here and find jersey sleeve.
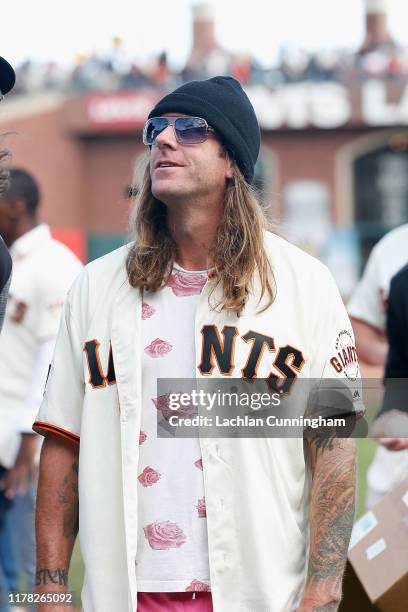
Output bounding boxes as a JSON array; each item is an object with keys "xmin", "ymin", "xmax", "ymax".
[
  {"xmin": 18, "ymin": 338, "xmax": 56, "ymax": 433},
  {"xmin": 33, "ymin": 289, "xmax": 85, "ymax": 444},
  {"xmin": 347, "ymin": 245, "xmax": 385, "ymax": 332},
  {"xmin": 309, "ymin": 266, "xmax": 364, "ymax": 420}
]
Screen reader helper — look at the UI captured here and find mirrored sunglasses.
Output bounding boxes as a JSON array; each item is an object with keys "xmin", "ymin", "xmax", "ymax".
[{"xmin": 143, "ymin": 116, "xmax": 215, "ymax": 146}]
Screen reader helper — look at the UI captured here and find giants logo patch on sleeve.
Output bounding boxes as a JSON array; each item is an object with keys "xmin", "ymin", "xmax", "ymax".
[{"xmin": 330, "ymin": 330, "xmax": 359, "ymax": 381}]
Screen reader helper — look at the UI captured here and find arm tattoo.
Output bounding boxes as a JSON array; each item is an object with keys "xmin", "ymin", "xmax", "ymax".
[
  {"xmin": 36, "ymin": 567, "xmax": 68, "ymax": 586},
  {"xmin": 306, "ymin": 438, "xmax": 356, "ymax": 607},
  {"xmin": 57, "ymin": 461, "xmax": 79, "ymax": 540}
]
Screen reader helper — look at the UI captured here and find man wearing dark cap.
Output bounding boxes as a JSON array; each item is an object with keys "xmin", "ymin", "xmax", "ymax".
[{"xmin": 35, "ymin": 77, "xmax": 360, "ymax": 612}]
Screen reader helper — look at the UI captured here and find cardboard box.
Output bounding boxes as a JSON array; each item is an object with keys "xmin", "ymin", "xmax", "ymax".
[{"xmin": 347, "ymin": 478, "xmax": 408, "ymax": 611}]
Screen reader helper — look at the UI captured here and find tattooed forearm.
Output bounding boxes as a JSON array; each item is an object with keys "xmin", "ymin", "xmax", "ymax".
[
  {"xmin": 301, "ymin": 437, "xmax": 356, "ymax": 610},
  {"xmin": 36, "ymin": 436, "xmax": 79, "ymax": 597},
  {"xmin": 36, "ymin": 568, "xmax": 68, "ymax": 586},
  {"xmin": 57, "ymin": 461, "xmax": 79, "ymax": 540}
]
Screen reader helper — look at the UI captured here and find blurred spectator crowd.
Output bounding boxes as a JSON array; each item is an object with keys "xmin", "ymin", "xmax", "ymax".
[{"xmin": 9, "ymin": 36, "xmax": 408, "ymax": 96}]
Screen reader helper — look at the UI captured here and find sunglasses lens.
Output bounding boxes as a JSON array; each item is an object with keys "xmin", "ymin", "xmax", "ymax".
[
  {"xmin": 175, "ymin": 117, "xmax": 207, "ymax": 144},
  {"xmin": 143, "ymin": 117, "xmax": 210, "ymax": 145},
  {"xmin": 144, "ymin": 118, "xmax": 169, "ymax": 145}
]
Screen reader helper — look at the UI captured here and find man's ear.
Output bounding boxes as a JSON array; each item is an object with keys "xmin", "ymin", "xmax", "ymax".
[{"xmin": 225, "ymin": 154, "xmax": 234, "ymax": 180}]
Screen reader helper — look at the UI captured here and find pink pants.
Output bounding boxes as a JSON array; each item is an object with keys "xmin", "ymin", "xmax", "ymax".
[{"xmin": 137, "ymin": 592, "xmax": 214, "ymax": 611}]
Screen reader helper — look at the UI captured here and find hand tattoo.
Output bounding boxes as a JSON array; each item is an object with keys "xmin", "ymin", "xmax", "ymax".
[{"xmin": 36, "ymin": 567, "xmax": 68, "ymax": 586}]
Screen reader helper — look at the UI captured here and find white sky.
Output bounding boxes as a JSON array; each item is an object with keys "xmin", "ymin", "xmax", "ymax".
[{"xmin": 3, "ymin": 0, "xmax": 408, "ymax": 68}]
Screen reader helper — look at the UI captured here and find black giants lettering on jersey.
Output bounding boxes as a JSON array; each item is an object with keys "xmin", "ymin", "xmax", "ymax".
[
  {"xmin": 198, "ymin": 325, "xmax": 238, "ymax": 375},
  {"xmin": 198, "ymin": 325, "xmax": 305, "ymax": 388},
  {"xmin": 84, "ymin": 340, "xmax": 116, "ymax": 388},
  {"xmin": 241, "ymin": 331, "xmax": 275, "ymax": 379},
  {"xmin": 267, "ymin": 345, "xmax": 305, "ymax": 394}
]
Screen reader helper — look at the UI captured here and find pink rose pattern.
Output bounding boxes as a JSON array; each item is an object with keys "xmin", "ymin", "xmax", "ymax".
[
  {"xmin": 185, "ymin": 579, "xmax": 211, "ymax": 592},
  {"xmin": 138, "ymin": 467, "xmax": 161, "ymax": 487},
  {"xmin": 194, "ymin": 457, "xmax": 203, "ymax": 470},
  {"xmin": 152, "ymin": 394, "xmax": 196, "ymax": 420},
  {"xmin": 166, "ymin": 271, "xmax": 207, "ymax": 297},
  {"xmin": 142, "ymin": 302, "xmax": 156, "ymax": 319},
  {"xmin": 151, "ymin": 394, "xmax": 173, "ymax": 420},
  {"xmin": 196, "ymin": 497, "xmax": 206, "ymax": 518},
  {"xmin": 144, "ymin": 338, "xmax": 172, "ymax": 358},
  {"xmin": 143, "ymin": 521, "xmax": 187, "ymax": 550},
  {"xmin": 139, "ymin": 268, "xmax": 209, "ymax": 585}
]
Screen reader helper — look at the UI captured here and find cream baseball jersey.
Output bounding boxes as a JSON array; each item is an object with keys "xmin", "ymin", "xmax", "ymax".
[
  {"xmin": 0, "ymin": 224, "xmax": 82, "ymax": 467},
  {"xmin": 34, "ymin": 231, "xmax": 361, "ymax": 612},
  {"xmin": 348, "ymin": 225, "xmax": 408, "ymax": 503},
  {"xmin": 348, "ymin": 224, "xmax": 408, "ymax": 332}
]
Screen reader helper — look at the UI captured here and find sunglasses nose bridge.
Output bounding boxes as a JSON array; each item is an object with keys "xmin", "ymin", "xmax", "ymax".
[{"xmin": 154, "ymin": 120, "xmax": 179, "ymax": 147}]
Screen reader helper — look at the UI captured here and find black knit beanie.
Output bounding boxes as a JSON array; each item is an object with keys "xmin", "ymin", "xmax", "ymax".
[{"xmin": 148, "ymin": 76, "xmax": 260, "ymax": 184}]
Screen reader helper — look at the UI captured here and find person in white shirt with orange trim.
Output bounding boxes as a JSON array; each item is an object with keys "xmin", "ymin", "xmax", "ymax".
[
  {"xmin": 34, "ymin": 77, "xmax": 361, "ymax": 612},
  {"xmin": 0, "ymin": 168, "xmax": 82, "ymax": 608},
  {"xmin": 348, "ymin": 225, "xmax": 408, "ymax": 508}
]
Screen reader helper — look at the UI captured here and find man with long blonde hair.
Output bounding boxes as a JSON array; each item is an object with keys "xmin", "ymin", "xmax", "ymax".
[{"xmin": 35, "ymin": 77, "xmax": 360, "ymax": 612}]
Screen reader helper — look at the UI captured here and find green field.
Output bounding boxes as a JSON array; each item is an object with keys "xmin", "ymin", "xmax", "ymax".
[
  {"xmin": 67, "ymin": 438, "xmax": 378, "ymax": 605},
  {"xmin": 69, "ymin": 540, "xmax": 84, "ymax": 607}
]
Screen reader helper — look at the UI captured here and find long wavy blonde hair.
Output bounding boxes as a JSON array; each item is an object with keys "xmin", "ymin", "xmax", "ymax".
[{"xmin": 126, "ymin": 157, "xmax": 275, "ymax": 315}]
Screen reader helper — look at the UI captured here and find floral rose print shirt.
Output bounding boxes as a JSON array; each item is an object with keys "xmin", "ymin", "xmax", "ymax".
[{"xmin": 136, "ymin": 265, "xmax": 211, "ymax": 593}]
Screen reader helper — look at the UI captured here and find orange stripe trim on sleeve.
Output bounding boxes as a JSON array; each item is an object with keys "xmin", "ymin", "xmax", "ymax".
[{"xmin": 32, "ymin": 421, "xmax": 80, "ymax": 445}]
